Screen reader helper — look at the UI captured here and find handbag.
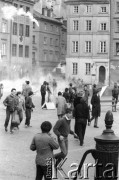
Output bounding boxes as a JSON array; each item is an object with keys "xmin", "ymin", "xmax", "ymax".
[{"xmin": 11, "ymin": 110, "xmax": 20, "ymax": 125}]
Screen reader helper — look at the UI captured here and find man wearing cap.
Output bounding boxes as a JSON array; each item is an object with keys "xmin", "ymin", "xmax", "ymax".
[
  {"xmin": 53, "ymin": 108, "xmax": 78, "ymax": 166},
  {"xmin": 25, "ymin": 91, "xmax": 35, "ymax": 127}
]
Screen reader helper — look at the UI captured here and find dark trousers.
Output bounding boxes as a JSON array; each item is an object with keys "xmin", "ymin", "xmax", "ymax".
[
  {"xmin": 18, "ymin": 110, "xmax": 23, "ymax": 123},
  {"xmin": 25, "ymin": 108, "xmax": 31, "ymax": 126},
  {"xmin": 41, "ymin": 94, "xmax": 45, "ymax": 106},
  {"xmin": 54, "ymin": 137, "xmax": 68, "ymax": 165},
  {"xmin": 36, "ymin": 165, "xmax": 52, "ymax": 180},
  {"xmin": 4, "ymin": 109, "xmax": 14, "ymax": 131},
  {"xmin": 76, "ymin": 122, "xmax": 86, "ymax": 145}
]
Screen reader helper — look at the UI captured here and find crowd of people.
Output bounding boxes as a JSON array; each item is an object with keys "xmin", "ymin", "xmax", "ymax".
[{"xmin": 2, "ymin": 79, "xmax": 119, "ymax": 180}]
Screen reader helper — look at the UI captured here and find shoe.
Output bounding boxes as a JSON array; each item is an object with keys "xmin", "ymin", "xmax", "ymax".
[
  {"xmin": 94, "ymin": 126, "xmax": 99, "ymax": 128},
  {"xmin": 25, "ymin": 125, "xmax": 28, "ymax": 128},
  {"xmin": 5, "ymin": 127, "xmax": 8, "ymax": 132},
  {"xmin": 88, "ymin": 122, "xmax": 91, "ymax": 126},
  {"xmin": 74, "ymin": 135, "xmax": 78, "ymax": 139},
  {"xmin": 28, "ymin": 125, "xmax": 32, "ymax": 127},
  {"xmin": 10, "ymin": 130, "xmax": 14, "ymax": 134},
  {"xmin": 80, "ymin": 143, "xmax": 83, "ymax": 146}
]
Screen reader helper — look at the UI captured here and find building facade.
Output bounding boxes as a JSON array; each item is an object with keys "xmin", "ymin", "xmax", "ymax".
[
  {"xmin": 10, "ymin": 0, "xmax": 34, "ymax": 79},
  {"xmin": 0, "ymin": 0, "xmax": 12, "ymax": 80},
  {"xmin": 65, "ymin": 0, "xmax": 110, "ymax": 85},
  {"xmin": 110, "ymin": 0, "xmax": 119, "ymax": 85},
  {"xmin": 32, "ymin": 8, "xmax": 67, "ymax": 76}
]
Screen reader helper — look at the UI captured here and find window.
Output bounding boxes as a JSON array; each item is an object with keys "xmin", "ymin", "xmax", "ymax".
[
  {"xmin": 116, "ymin": 43, "xmax": 119, "ymax": 55},
  {"xmin": 100, "ymin": 23, "xmax": 106, "ymax": 31},
  {"xmin": 100, "ymin": 41, "xmax": 106, "ymax": 53},
  {"xmin": 101, "ymin": 7, "xmax": 106, "ymax": 13},
  {"xmin": 73, "ymin": 6, "xmax": 79, "ymax": 13},
  {"xmin": 86, "ymin": 20, "xmax": 91, "ymax": 31},
  {"xmin": 26, "ymin": 7, "xmax": 30, "ymax": 12},
  {"xmin": 25, "ymin": 46, "xmax": 29, "ymax": 57},
  {"xmin": 85, "ymin": 41, "xmax": 91, "ymax": 53},
  {"xmin": 117, "ymin": 2, "xmax": 119, "ymax": 12},
  {"xmin": 55, "ymin": 39, "xmax": 58, "ymax": 46},
  {"xmin": 14, "ymin": 3, "xmax": 18, "ymax": 8},
  {"xmin": 25, "ymin": 25, "xmax": 29, "ymax": 37},
  {"xmin": 19, "ymin": 24, "xmax": 24, "ymax": 36},
  {"xmin": 44, "ymin": 51, "xmax": 47, "ymax": 61},
  {"xmin": 50, "ymin": 38, "xmax": 53, "ymax": 45},
  {"xmin": 1, "ymin": 43, "xmax": 6, "ymax": 55},
  {"xmin": 12, "ymin": 44, "xmax": 17, "ymax": 56},
  {"xmin": 117, "ymin": 21, "xmax": 119, "ymax": 32},
  {"xmin": 33, "ymin": 35, "xmax": 35, "ymax": 44},
  {"xmin": 20, "ymin": 5, "xmax": 23, "ymax": 8},
  {"xmin": 45, "ymin": 23, "xmax": 47, "ymax": 30},
  {"xmin": 73, "ymin": 20, "xmax": 79, "ymax": 31},
  {"xmin": 2, "ymin": 21, "xmax": 7, "ymax": 33},
  {"xmin": 19, "ymin": 45, "xmax": 23, "ymax": 57},
  {"xmin": 44, "ymin": 37, "xmax": 47, "ymax": 44},
  {"xmin": 86, "ymin": 63, "xmax": 91, "ymax": 75},
  {"xmin": 33, "ymin": 22, "xmax": 35, "ymax": 29},
  {"xmin": 73, "ymin": 63, "xmax": 78, "ymax": 75},
  {"xmin": 72, "ymin": 41, "xmax": 78, "ymax": 52},
  {"xmin": 51, "ymin": 25, "xmax": 53, "ymax": 31},
  {"xmin": 32, "ymin": 52, "xmax": 36, "ymax": 64},
  {"xmin": 13, "ymin": 22, "xmax": 17, "ymax": 35},
  {"xmin": 56, "ymin": 26, "xmax": 59, "ymax": 32},
  {"xmin": 86, "ymin": 5, "xmax": 91, "ymax": 13}
]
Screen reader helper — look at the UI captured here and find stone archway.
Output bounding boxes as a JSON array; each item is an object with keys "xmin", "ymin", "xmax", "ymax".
[{"xmin": 99, "ymin": 66, "xmax": 106, "ymax": 84}]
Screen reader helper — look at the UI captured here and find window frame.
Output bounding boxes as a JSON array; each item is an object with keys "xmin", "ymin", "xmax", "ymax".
[
  {"xmin": 85, "ymin": 63, "xmax": 91, "ymax": 75},
  {"xmin": 72, "ymin": 41, "xmax": 78, "ymax": 53},
  {"xmin": 25, "ymin": 25, "xmax": 30, "ymax": 37},
  {"xmin": 19, "ymin": 45, "xmax": 23, "ymax": 57},
  {"xmin": 86, "ymin": 20, "xmax": 91, "ymax": 31},
  {"xmin": 100, "ymin": 23, "xmax": 107, "ymax": 31},
  {"xmin": 12, "ymin": 44, "xmax": 17, "ymax": 57},
  {"xmin": 1, "ymin": 43, "xmax": 6, "ymax": 56},
  {"xmin": 100, "ymin": 41, "xmax": 106, "ymax": 53},
  {"xmin": 73, "ymin": 62, "xmax": 78, "ymax": 75},
  {"xmin": 73, "ymin": 20, "xmax": 79, "ymax": 31},
  {"xmin": 85, "ymin": 41, "xmax": 91, "ymax": 53},
  {"xmin": 25, "ymin": 46, "xmax": 29, "ymax": 58},
  {"xmin": 73, "ymin": 6, "xmax": 79, "ymax": 13}
]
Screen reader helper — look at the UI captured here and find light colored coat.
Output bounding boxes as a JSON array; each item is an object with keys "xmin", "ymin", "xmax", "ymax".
[{"xmin": 56, "ymin": 95, "xmax": 66, "ymax": 116}]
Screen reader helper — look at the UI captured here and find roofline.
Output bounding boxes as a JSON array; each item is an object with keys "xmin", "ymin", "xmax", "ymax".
[
  {"xmin": 33, "ymin": 10, "xmax": 63, "ymax": 25},
  {"xmin": 64, "ymin": 0, "xmax": 110, "ymax": 5},
  {"xmin": 13, "ymin": 0, "xmax": 35, "ymax": 5}
]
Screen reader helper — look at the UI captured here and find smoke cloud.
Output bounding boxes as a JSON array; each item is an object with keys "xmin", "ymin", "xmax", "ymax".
[{"xmin": 1, "ymin": 5, "xmax": 39, "ymax": 27}]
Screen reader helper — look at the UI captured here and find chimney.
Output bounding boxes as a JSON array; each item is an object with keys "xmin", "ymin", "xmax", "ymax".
[{"xmin": 42, "ymin": 7, "xmax": 48, "ymax": 16}]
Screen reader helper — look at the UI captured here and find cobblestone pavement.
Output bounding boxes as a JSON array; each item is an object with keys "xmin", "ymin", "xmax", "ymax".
[{"xmin": 0, "ymin": 95, "xmax": 119, "ymax": 180}]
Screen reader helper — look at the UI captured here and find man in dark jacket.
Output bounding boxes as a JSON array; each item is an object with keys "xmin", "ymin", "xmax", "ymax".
[
  {"xmin": 25, "ymin": 91, "xmax": 35, "ymax": 127},
  {"xmin": 74, "ymin": 96, "xmax": 90, "ymax": 146},
  {"xmin": 3, "ymin": 88, "xmax": 19, "ymax": 133},
  {"xmin": 53, "ymin": 108, "xmax": 78, "ymax": 166},
  {"xmin": 30, "ymin": 121, "xmax": 59, "ymax": 180},
  {"xmin": 40, "ymin": 81, "xmax": 47, "ymax": 107}
]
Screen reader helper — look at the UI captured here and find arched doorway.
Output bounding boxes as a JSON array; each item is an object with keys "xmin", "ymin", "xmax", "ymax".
[{"xmin": 99, "ymin": 66, "xmax": 106, "ymax": 84}]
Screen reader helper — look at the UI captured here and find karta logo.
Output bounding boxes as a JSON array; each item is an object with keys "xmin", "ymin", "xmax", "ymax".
[{"xmin": 46, "ymin": 158, "xmax": 118, "ymax": 179}]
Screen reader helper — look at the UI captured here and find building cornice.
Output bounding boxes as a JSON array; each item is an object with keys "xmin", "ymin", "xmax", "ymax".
[
  {"xmin": 0, "ymin": 0, "xmax": 13, "ymax": 3},
  {"xmin": 13, "ymin": 0, "xmax": 35, "ymax": 5},
  {"xmin": 64, "ymin": 0, "xmax": 109, "ymax": 5}
]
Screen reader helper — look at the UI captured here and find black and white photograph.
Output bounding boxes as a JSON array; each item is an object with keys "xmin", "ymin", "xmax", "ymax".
[{"xmin": 0, "ymin": 0, "xmax": 119, "ymax": 179}]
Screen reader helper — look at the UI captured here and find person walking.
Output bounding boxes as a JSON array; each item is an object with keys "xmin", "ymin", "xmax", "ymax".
[
  {"xmin": 74, "ymin": 97, "xmax": 90, "ymax": 146},
  {"xmin": 53, "ymin": 108, "xmax": 78, "ymax": 166},
  {"xmin": 0, "ymin": 83, "xmax": 3, "ymax": 99},
  {"xmin": 52, "ymin": 79, "xmax": 57, "ymax": 96},
  {"xmin": 40, "ymin": 81, "xmax": 47, "ymax": 107},
  {"xmin": 63, "ymin": 88, "xmax": 70, "ymax": 103},
  {"xmin": 112, "ymin": 83, "xmax": 119, "ymax": 112},
  {"xmin": 83, "ymin": 84, "xmax": 90, "ymax": 105},
  {"xmin": 25, "ymin": 91, "xmax": 35, "ymax": 127},
  {"xmin": 3, "ymin": 88, "xmax": 19, "ymax": 133},
  {"xmin": 56, "ymin": 92, "xmax": 67, "ymax": 120},
  {"xmin": 90, "ymin": 89, "xmax": 101, "ymax": 128},
  {"xmin": 22, "ymin": 81, "xmax": 32, "ymax": 100},
  {"xmin": 16, "ymin": 91, "xmax": 25, "ymax": 124},
  {"xmin": 30, "ymin": 121, "xmax": 59, "ymax": 180},
  {"xmin": 46, "ymin": 82, "xmax": 52, "ymax": 102}
]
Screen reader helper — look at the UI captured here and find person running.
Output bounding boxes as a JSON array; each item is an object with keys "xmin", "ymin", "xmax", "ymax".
[
  {"xmin": 30, "ymin": 121, "xmax": 59, "ymax": 180},
  {"xmin": 16, "ymin": 91, "xmax": 25, "ymax": 124},
  {"xmin": 53, "ymin": 108, "xmax": 78, "ymax": 166},
  {"xmin": 3, "ymin": 88, "xmax": 19, "ymax": 133},
  {"xmin": 25, "ymin": 91, "xmax": 35, "ymax": 127}
]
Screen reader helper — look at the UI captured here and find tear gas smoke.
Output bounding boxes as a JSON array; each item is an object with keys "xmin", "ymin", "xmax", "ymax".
[{"xmin": 1, "ymin": 5, "xmax": 39, "ymax": 27}]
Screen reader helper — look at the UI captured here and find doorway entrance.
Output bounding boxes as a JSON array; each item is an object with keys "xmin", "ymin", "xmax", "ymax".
[{"xmin": 99, "ymin": 66, "xmax": 106, "ymax": 84}]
